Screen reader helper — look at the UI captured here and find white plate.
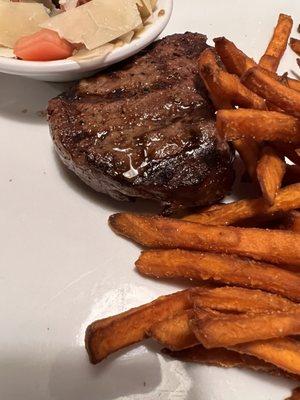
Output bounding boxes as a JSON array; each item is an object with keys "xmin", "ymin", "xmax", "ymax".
[
  {"xmin": 0, "ymin": 0, "xmax": 299, "ymax": 399},
  {"xmin": 0, "ymin": 0, "xmax": 172, "ymax": 82}
]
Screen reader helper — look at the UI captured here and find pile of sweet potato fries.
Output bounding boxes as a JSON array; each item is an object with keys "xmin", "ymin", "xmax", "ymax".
[{"xmin": 85, "ymin": 14, "xmax": 300, "ymax": 399}]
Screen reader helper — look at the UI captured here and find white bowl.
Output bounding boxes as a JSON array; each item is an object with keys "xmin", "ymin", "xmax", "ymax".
[{"xmin": 0, "ymin": 0, "xmax": 172, "ymax": 82}]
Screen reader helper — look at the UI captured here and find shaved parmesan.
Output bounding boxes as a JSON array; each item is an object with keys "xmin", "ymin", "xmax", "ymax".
[
  {"xmin": 118, "ymin": 30, "xmax": 135, "ymax": 44},
  {"xmin": 40, "ymin": 0, "xmax": 142, "ymax": 50},
  {"xmin": 70, "ymin": 43, "xmax": 114, "ymax": 62},
  {"xmin": 136, "ymin": 0, "xmax": 152, "ymax": 19},
  {"xmin": 150, "ymin": 0, "xmax": 157, "ymax": 9},
  {"xmin": 0, "ymin": 46, "xmax": 14, "ymax": 58},
  {"xmin": 0, "ymin": 2, "xmax": 50, "ymax": 47}
]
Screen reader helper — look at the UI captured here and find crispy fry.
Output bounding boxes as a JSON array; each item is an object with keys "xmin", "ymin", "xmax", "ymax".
[
  {"xmin": 191, "ymin": 287, "xmax": 299, "ymax": 313},
  {"xmin": 240, "ymin": 71, "xmax": 294, "ymax": 201},
  {"xmin": 285, "ymin": 387, "xmax": 300, "ymax": 400},
  {"xmin": 149, "ymin": 287, "xmax": 299, "ymax": 351},
  {"xmin": 213, "ymin": 36, "xmax": 255, "ymax": 76},
  {"xmin": 259, "ymin": 14, "xmax": 293, "ymax": 72},
  {"xmin": 288, "ymin": 211, "xmax": 300, "ymax": 233},
  {"xmin": 256, "ymin": 146, "xmax": 286, "ymax": 204},
  {"xmin": 163, "ymin": 344, "xmax": 270, "ymax": 368},
  {"xmin": 214, "ymin": 36, "xmax": 300, "ymax": 92},
  {"xmin": 155, "ymin": 310, "xmax": 300, "ymax": 375},
  {"xmin": 198, "ymin": 49, "xmax": 264, "ymax": 179},
  {"xmin": 217, "ymin": 109, "xmax": 300, "ymax": 143},
  {"xmin": 290, "ymin": 38, "xmax": 300, "ymax": 56},
  {"xmin": 191, "ymin": 309, "xmax": 300, "ymax": 348},
  {"xmin": 232, "ymin": 338, "xmax": 300, "ymax": 376},
  {"xmin": 136, "ymin": 250, "xmax": 300, "ymax": 299},
  {"xmin": 198, "ymin": 49, "xmax": 266, "ymax": 110},
  {"xmin": 280, "ymin": 72, "xmax": 300, "ymax": 93},
  {"xmin": 242, "ymin": 67, "xmax": 300, "ymax": 118},
  {"xmin": 183, "ymin": 184, "xmax": 300, "ymax": 226},
  {"xmin": 280, "ymin": 212, "xmax": 300, "ymax": 233},
  {"xmin": 197, "ymin": 49, "xmax": 263, "ymax": 179},
  {"xmin": 110, "ymin": 213, "xmax": 300, "ymax": 266},
  {"xmin": 197, "ymin": 49, "xmax": 231, "ymax": 109},
  {"xmin": 85, "ymin": 289, "xmax": 191, "ymax": 363},
  {"xmin": 149, "ymin": 310, "xmax": 198, "ymax": 350},
  {"xmin": 163, "ymin": 345, "xmax": 299, "ymax": 380},
  {"xmin": 288, "ymin": 78, "xmax": 300, "ymax": 92},
  {"xmin": 234, "ymin": 139, "xmax": 261, "ymax": 180}
]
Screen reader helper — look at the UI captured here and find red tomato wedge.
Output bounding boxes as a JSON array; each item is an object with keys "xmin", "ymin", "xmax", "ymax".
[{"xmin": 14, "ymin": 29, "xmax": 75, "ymax": 61}]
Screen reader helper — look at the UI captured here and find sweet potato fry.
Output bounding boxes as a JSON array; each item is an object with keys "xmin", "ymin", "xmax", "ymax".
[
  {"xmin": 157, "ymin": 311, "xmax": 300, "ymax": 376},
  {"xmin": 217, "ymin": 109, "xmax": 300, "ymax": 143},
  {"xmin": 198, "ymin": 49, "xmax": 266, "ymax": 110},
  {"xmin": 232, "ymin": 338, "xmax": 300, "ymax": 375},
  {"xmin": 191, "ymin": 309, "xmax": 300, "ymax": 348},
  {"xmin": 163, "ymin": 344, "xmax": 269, "ymax": 368},
  {"xmin": 234, "ymin": 139, "xmax": 261, "ymax": 180},
  {"xmin": 279, "ymin": 72, "xmax": 300, "ymax": 93},
  {"xmin": 290, "ymin": 38, "xmax": 300, "ymax": 56},
  {"xmin": 240, "ymin": 71, "xmax": 293, "ymax": 201},
  {"xmin": 110, "ymin": 213, "xmax": 300, "ymax": 266},
  {"xmin": 280, "ymin": 211, "xmax": 300, "ymax": 233},
  {"xmin": 288, "ymin": 211, "xmax": 300, "ymax": 233},
  {"xmin": 136, "ymin": 250, "xmax": 300, "ymax": 299},
  {"xmin": 149, "ymin": 310, "xmax": 198, "ymax": 350},
  {"xmin": 183, "ymin": 184, "xmax": 300, "ymax": 226},
  {"xmin": 197, "ymin": 49, "xmax": 263, "ymax": 179},
  {"xmin": 163, "ymin": 345, "xmax": 299, "ymax": 380},
  {"xmin": 288, "ymin": 78, "xmax": 300, "ymax": 92},
  {"xmin": 197, "ymin": 49, "xmax": 264, "ymax": 179},
  {"xmin": 85, "ymin": 289, "xmax": 191, "ymax": 363},
  {"xmin": 149, "ymin": 287, "xmax": 299, "ymax": 350},
  {"xmin": 256, "ymin": 146, "xmax": 286, "ymax": 204},
  {"xmin": 213, "ymin": 36, "xmax": 255, "ymax": 76},
  {"xmin": 191, "ymin": 287, "xmax": 299, "ymax": 313},
  {"xmin": 214, "ymin": 36, "xmax": 300, "ymax": 92},
  {"xmin": 259, "ymin": 14, "xmax": 293, "ymax": 72},
  {"xmin": 285, "ymin": 387, "xmax": 300, "ymax": 400},
  {"xmin": 197, "ymin": 49, "xmax": 231, "ymax": 109},
  {"xmin": 242, "ymin": 67, "xmax": 300, "ymax": 118}
]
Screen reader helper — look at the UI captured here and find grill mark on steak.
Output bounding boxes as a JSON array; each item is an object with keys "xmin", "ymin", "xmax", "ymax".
[
  {"xmin": 48, "ymin": 33, "xmax": 234, "ymax": 212},
  {"xmin": 67, "ymin": 83, "xmax": 209, "ymax": 139},
  {"xmin": 63, "ymin": 61, "xmax": 207, "ymax": 115},
  {"xmin": 77, "ymin": 35, "xmax": 207, "ymax": 96},
  {"xmin": 66, "ymin": 78, "xmax": 177, "ymax": 104}
]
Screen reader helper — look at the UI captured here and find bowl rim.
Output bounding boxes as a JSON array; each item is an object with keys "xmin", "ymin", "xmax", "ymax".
[{"xmin": 0, "ymin": 0, "xmax": 173, "ymax": 74}]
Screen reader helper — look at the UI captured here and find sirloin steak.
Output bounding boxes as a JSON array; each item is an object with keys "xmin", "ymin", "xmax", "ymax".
[{"xmin": 48, "ymin": 33, "xmax": 234, "ymax": 212}]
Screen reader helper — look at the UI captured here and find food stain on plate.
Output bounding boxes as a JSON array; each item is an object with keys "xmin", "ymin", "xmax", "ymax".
[{"xmin": 77, "ymin": 283, "xmax": 161, "ymax": 347}]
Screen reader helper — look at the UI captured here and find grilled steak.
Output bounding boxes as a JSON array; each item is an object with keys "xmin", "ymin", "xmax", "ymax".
[{"xmin": 48, "ymin": 33, "xmax": 234, "ymax": 212}]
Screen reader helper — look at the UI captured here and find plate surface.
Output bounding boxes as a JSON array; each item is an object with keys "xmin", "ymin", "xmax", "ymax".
[{"xmin": 0, "ymin": 0, "xmax": 299, "ymax": 399}]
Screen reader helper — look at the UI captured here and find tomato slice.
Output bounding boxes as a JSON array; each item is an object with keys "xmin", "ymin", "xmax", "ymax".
[{"xmin": 14, "ymin": 29, "xmax": 75, "ymax": 61}]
